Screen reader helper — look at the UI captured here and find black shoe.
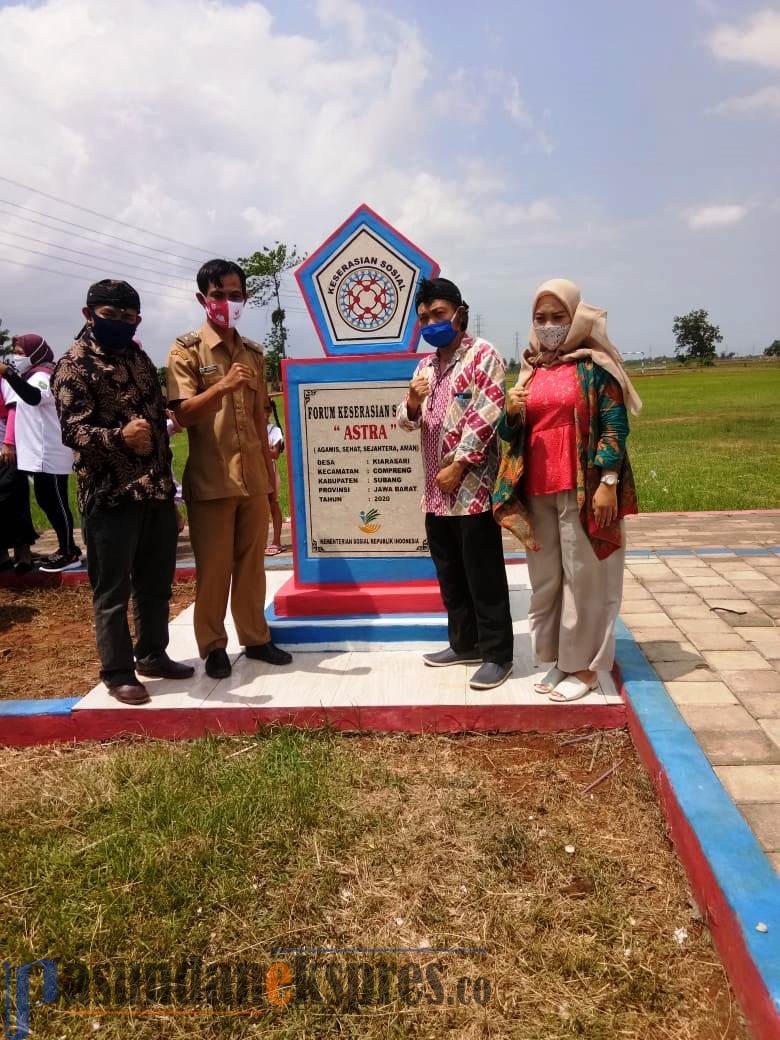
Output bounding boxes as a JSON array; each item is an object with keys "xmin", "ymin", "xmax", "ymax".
[
  {"xmin": 469, "ymin": 661, "xmax": 513, "ymax": 690},
  {"xmin": 205, "ymin": 648, "xmax": 232, "ymax": 679},
  {"xmin": 136, "ymin": 653, "xmax": 195, "ymax": 680},
  {"xmin": 423, "ymin": 647, "xmax": 482, "ymax": 667},
  {"xmin": 245, "ymin": 642, "xmax": 292, "ymax": 666},
  {"xmin": 39, "ymin": 550, "xmax": 82, "ymax": 573},
  {"xmin": 14, "ymin": 560, "xmax": 34, "ymax": 574}
]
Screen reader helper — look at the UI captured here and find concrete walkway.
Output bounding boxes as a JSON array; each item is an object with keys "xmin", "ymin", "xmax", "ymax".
[{"xmin": 618, "ymin": 512, "xmax": 780, "ymax": 874}]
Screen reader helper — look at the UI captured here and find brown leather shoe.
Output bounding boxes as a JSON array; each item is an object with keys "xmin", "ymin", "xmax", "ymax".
[{"xmin": 108, "ymin": 682, "xmax": 151, "ymax": 705}]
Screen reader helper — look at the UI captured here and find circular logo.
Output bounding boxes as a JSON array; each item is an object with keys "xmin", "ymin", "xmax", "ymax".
[{"xmin": 337, "ymin": 267, "xmax": 397, "ymax": 331}]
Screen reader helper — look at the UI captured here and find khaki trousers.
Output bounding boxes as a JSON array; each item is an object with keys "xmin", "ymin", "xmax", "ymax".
[
  {"xmin": 187, "ymin": 494, "xmax": 270, "ymax": 657},
  {"xmin": 526, "ymin": 490, "xmax": 624, "ymax": 673}
]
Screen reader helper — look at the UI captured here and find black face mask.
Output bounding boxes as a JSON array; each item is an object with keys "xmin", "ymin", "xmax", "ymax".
[{"xmin": 91, "ymin": 314, "xmax": 138, "ymax": 352}]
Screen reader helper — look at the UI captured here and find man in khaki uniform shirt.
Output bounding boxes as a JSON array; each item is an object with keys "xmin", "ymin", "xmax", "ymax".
[{"xmin": 167, "ymin": 259, "xmax": 292, "ymax": 679}]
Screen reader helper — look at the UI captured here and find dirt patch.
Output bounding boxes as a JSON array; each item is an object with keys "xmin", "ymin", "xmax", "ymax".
[{"xmin": 0, "ymin": 582, "xmax": 196, "ymax": 700}]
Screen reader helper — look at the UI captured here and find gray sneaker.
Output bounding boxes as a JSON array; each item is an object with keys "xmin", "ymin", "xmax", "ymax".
[
  {"xmin": 423, "ymin": 647, "xmax": 482, "ymax": 667},
  {"xmin": 469, "ymin": 661, "xmax": 513, "ymax": 690}
]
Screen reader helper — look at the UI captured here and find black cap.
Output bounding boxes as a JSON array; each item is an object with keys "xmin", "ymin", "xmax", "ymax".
[{"xmin": 86, "ymin": 279, "xmax": 141, "ymax": 312}]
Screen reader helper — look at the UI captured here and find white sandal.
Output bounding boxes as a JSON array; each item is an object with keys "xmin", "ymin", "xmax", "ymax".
[
  {"xmin": 533, "ymin": 665, "xmax": 567, "ymax": 695},
  {"xmin": 548, "ymin": 676, "xmax": 600, "ymax": 702}
]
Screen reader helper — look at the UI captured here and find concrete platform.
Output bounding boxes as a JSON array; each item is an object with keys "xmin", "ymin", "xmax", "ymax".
[{"xmin": 70, "ymin": 567, "xmax": 623, "ymax": 730}]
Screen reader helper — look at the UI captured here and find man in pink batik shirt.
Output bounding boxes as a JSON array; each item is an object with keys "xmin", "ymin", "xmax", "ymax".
[{"xmin": 398, "ymin": 277, "xmax": 513, "ymax": 691}]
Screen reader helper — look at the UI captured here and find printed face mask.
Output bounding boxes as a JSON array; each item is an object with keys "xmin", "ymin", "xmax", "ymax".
[
  {"xmin": 534, "ymin": 322, "xmax": 571, "ymax": 350},
  {"xmin": 12, "ymin": 355, "xmax": 32, "ymax": 375},
  {"xmin": 203, "ymin": 297, "xmax": 245, "ymax": 329}
]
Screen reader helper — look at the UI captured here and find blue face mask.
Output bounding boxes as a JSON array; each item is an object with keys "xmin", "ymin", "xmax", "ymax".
[{"xmin": 420, "ymin": 319, "xmax": 458, "ymax": 349}]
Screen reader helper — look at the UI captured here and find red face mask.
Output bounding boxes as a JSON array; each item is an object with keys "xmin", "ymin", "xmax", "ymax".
[{"xmin": 202, "ymin": 297, "xmax": 245, "ymax": 329}]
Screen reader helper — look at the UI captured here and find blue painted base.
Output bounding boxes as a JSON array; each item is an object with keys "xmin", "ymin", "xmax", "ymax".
[{"xmin": 266, "ymin": 602, "xmax": 448, "ymax": 650}]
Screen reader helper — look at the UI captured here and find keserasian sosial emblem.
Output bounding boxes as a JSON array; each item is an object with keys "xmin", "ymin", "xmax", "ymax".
[
  {"xmin": 338, "ymin": 267, "xmax": 397, "ymax": 331},
  {"xmin": 299, "ymin": 207, "xmax": 439, "ymax": 355}
]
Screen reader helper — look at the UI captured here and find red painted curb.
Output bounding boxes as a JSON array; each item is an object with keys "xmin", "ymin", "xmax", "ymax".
[
  {"xmin": 273, "ymin": 575, "xmax": 446, "ymax": 616},
  {"xmin": 0, "ymin": 701, "xmax": 626, "ymax": 747},
  {"xmin": 0, "ymin": 566, "xmax": 198, "ymax": 590},
  {"xmin": 614, "ymin": 664, "xmax": 779, "ymax": 1040}
]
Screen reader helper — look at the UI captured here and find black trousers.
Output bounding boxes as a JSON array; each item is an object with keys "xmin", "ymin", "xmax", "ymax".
[
  {"xmin": 0, "ymin": 464, "xmax": 37, "ymax": 550},
  {"xmin": 85, "ymin": 498, "xmax": 178, "ymax": 685},
  {"xmin": 31, "ymin": 473, "xmax": 77, "ymax": 555},
  {"xmin": 425, "ymin": 510, "xmax": 514, "ymax": 664}
]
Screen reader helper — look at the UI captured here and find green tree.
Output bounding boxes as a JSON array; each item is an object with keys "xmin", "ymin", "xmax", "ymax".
[
  {"xmin": 672, "ymin": 309, "xmax": 723, "ymax": 366},
  {"xmin": 0, "ymin": 318, "xmax": 11, "ymax": 359},
  {"xmin": 239, "ymin": 242, "xmax": 307, "ymax": 366},
  {"xmin": 156, "ymin": 365, "xmax": 167, "ymax": 390},
  {"xmin": 764, "ymin": 339, "xmax": 780, "ymax": 358},
  {"xmin": 264, "ymin": 318, "xmax": 285, "ymax": 389}
]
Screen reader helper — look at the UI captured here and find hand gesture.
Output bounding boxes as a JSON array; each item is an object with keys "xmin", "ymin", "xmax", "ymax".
[
  {"xmin": 435, "ymin": 460, "xmax": 465, "ymax": 494},
  {"xmin": 408, "ymin": 372, "xmax": 431, "ymax": 410},
  {"xmin": 166, "ymin": 408, "xmax": 183, "ymax": 435},
  {"xmin": 593, "ymin": 483, "xmax": 619, "ymax": 528},
  {"xmin": 121, "ymin": 417, "xmax": 153, "ymax": 454},
  {"xmin": 506, "ymin": 383, "xmax": 529, "ymax": 417},
  {"xmin": 220, "ymin": 363, "xmax": 253, "ymax": 394}
]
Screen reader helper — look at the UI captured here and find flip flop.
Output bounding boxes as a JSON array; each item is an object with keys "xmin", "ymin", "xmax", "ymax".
[
  {"xmin": 548, "ymin": 676, "xmax": 600, "ymax": 703},
  {"xmin": 533, "ymin": 665, "xmax": 567, "ymax": 695},
  {"xmin": 264, "ymin": 544, "xmax": 283, "ymax": 557}
]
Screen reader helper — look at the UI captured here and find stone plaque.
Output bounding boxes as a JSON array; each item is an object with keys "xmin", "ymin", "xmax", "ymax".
[{"xmin": 299, "ymin": 381, "xmax": 427, "ymax": 557}]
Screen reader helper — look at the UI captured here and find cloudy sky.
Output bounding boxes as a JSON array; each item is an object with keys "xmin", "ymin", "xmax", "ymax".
[{"xmin": 0, "ymin": 0, "xmax": 778, "ymax": 363}]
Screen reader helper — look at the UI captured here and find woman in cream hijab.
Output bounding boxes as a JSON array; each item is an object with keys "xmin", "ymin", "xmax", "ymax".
[{"xmin": 493, "ymin": 279, "xmax": 641, "ymax": 701}]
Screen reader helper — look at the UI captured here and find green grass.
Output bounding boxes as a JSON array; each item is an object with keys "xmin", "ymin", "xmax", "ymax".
[
  {"xmin": 27, "ymin": 366, "xmax": 780, "ymax": 535},
  {"xmin": 0, "ymin": 730, "xmax": 744, "ymax": 1038},
  {"xmin": 625, "ymin": 366, "xmax": 780, "ymax": 511}
]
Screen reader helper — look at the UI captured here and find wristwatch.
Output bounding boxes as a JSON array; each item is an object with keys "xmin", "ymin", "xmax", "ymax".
[{"xmin": 600, "ymin": 472, "xmax": 619, "ymax": 487}]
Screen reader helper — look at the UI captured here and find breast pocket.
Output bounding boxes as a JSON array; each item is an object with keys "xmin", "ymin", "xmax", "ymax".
[{"xmin": 198, "ymin": 367, "xmax": 223, "ymax": 392}]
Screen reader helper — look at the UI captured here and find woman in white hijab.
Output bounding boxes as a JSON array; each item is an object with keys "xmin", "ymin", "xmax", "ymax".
[{"xmin": 493, "ymin": 279, "xmax": 642, "ymax": 701}]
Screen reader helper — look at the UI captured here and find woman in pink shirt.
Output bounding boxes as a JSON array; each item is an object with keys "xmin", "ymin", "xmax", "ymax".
[{"xmin": 495, "ymin": 279, "xmax": 642, "ymax": 701}]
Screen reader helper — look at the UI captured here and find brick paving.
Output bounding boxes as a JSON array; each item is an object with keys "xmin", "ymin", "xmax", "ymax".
[
  {"xmin": 620, "ymin": 515, "xmax": 780, "ymax": 875},
  {"xmin": 33, "ymin": 510, "xmax": 780, "ymax": 873}
]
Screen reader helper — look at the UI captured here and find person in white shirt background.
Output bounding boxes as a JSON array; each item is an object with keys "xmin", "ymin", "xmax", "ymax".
[
  {"xmin": 0, "ymin": 334, "xmax": 81, "ymax": 573},
  {"xmin": 264, "ymin": 397, "xmax": 284, "ymax": 557},
  {"xmin": 0, "ymin": 368, "xmax": 37, "ymax": 573}
]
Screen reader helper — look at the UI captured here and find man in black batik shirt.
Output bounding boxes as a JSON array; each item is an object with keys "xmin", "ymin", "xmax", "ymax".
[{"xmin": 52, "ymin": 279, "xmax": 193, "ymax": 704}]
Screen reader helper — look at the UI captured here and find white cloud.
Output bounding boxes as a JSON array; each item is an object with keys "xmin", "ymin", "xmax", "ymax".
[
  {"xmin": 504, "ymin": 76, "xmax": 532, "ymax": 126},
  {"xmin": 708, "ymin": 8, "xmax": 780, "ymax": 68},
  {"xmin": 431, "ymin": 69, "xmax": 486, "ymax": 123},
  {"xmin": 0, "ymin": 0, "xmax": 557, "ymax": 360},
  {"xmin": 686, "ymin": 204, "xmax": 749, "ymax": 229},
  {"xmin": 709, "ymin": 83, "xmax": 780, "ymax": 115}
]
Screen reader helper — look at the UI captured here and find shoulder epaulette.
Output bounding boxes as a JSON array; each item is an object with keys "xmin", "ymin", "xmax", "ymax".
[
  {"xmin": 242, "ymin": 338, "xmax": 264, "ymax": 355},
  {"xmin": 175, "ymin": 331, "xmax": 201, "ymax": 348}
]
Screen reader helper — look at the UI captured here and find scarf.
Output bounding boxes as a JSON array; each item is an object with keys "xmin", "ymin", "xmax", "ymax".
[
  {"xmin": 519, "ymin": 278, "xmax": 642, "ymax": 416},
  {"xmin": 14, "ymin": 333, "xmax": 54, "ymax": 373}
]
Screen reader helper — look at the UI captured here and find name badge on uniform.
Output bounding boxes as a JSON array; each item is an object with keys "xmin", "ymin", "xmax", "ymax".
[{"xmin": 199, "ymin": 364, "xmax": 219, "ymax": 375}]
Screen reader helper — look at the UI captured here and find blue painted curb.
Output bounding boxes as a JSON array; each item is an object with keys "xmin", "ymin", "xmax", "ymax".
[
  {"xmin": 266, "ymin": 603, "xmax": 449, "ymax": 645},
  {"xmin": 0, "ymin": 697, "xmax": 80, "ymax": 716},
  {"xmin": 616, "ymin": 618, "xmax": 780, "ymax": 1017}
]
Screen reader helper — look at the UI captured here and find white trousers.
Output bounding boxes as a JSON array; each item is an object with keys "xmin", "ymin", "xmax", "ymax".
[{"xmin": 526, "ymin": 490, "xmax": 624, "ymax": 673}]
